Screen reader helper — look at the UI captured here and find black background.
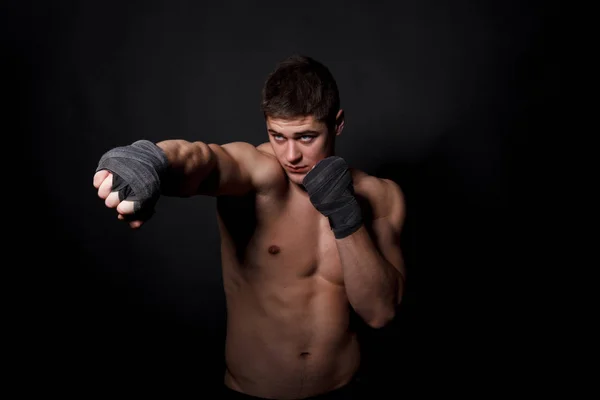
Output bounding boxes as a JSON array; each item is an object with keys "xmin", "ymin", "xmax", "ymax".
[{"xmin": 4, "ymin": 0, "xmax": 557, "ymax": 396}]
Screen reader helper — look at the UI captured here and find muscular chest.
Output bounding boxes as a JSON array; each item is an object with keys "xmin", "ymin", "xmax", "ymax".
[{"xmin": 248, "ymin": 191, "xmax": 344, "ymax": 285}]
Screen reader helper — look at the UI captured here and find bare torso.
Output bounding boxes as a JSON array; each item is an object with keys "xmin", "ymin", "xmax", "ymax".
[{"xmin": 216, "ymin": 145, "xmax": 372, "ymax": 399}]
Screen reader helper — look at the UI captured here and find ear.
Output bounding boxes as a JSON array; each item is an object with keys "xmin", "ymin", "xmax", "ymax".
[{"xmin": 334, "ymin": 109, "xmax": 345, "ymax": 136}]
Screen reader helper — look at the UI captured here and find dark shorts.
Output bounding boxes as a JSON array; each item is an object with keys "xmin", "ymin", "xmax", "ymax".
[{"xmin": 221, "ymin": 375, "xmax": 367, "ymax": 399}]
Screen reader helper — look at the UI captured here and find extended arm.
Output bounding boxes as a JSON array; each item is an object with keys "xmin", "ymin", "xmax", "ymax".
[
  {"xmin": 93, "ymin": 139, "xmax": 266, "ymax": 227},
  {"xmin": 156, "ymin": 140, "xmax": 257, "ymax": 197}
]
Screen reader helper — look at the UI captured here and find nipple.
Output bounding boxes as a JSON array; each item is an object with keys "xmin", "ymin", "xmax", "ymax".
[{"xmin": 268, "ymin": 245, "xmax": 280, "ymax": 255}]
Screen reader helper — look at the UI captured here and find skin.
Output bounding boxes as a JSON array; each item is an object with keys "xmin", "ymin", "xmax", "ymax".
[{"xmin": 93, "ymin": 110, "xmax": 406, "ymax": 399}]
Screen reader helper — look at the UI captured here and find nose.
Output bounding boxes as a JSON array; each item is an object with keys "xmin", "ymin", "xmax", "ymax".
[{"xmin": 285, "ymin": 141, "xmax": 302, "ymax": 164}]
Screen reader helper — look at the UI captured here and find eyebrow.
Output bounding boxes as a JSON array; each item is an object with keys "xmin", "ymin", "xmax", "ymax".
[{"xmin": 268, "ymin": 129, "xmax": 320, "ymax": 136}]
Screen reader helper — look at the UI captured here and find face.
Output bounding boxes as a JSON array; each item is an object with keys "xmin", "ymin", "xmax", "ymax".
[{"xmin": 266, "ymin": 111, "xmax": 344, "ymax": 186}]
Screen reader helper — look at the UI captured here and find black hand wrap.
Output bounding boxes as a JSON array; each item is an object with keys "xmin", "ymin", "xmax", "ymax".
[
  {"xmin": 302, "ymin": 156, "xmax": 363, "ymax": 239},
  {"xmin": 95, "ymin": 140, "xmax": 169, "ymax": 213}
]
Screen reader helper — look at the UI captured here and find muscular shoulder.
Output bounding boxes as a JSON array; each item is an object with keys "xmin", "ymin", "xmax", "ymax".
[
  {"xmin": 256, "ymin": 141, "xmax": 277, "ymax": 158},
  {"xmin": 351, "ymin": 169, "xmax": 405, "ymax": 225},
  {"xmin": 219, "ymin": 141, "xmax": 286, "ymax": 193}
]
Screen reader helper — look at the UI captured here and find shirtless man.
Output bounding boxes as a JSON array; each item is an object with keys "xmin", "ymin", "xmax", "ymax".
[{"xmin": 93, "ymin": 55, "xmax": 406, "ymax": 399}]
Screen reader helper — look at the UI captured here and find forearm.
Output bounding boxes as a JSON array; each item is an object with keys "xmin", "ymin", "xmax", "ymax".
[
  {"xmin": 156, "ymin": 140, "xmax": 216, "ymax": 197},
  {"xmin": 336, "ymin": 225, "xmax": 401, "ymax": 328},
  {"xmin": 302, "ymin": 156, "xmax": 404, "ymax": 327}
]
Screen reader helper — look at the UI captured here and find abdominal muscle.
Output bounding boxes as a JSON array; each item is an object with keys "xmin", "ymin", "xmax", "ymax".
[{"xmin": 223, "ymin": 271, "xmax": 360, "ymax": 399}]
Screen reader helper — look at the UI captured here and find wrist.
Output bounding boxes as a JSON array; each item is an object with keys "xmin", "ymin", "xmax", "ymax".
[{"xmin": 328, "ymin": 197, "xmax": 363, "ymax": 239}]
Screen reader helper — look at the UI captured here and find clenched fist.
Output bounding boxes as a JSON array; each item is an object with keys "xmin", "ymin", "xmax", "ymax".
[{"xmin": 93, "ymin": 140, "xmax": 168, "ymax": 229}]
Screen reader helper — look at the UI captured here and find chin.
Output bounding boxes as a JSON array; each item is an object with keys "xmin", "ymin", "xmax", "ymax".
[{"xmin": 286, "ymin": 173, "xmax": 306, "ymax": 186}]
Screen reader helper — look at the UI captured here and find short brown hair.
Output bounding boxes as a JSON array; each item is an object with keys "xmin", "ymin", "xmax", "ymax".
[{"xmin": 261, "ymin": 55, "xmax": 340, "ymax": 130}]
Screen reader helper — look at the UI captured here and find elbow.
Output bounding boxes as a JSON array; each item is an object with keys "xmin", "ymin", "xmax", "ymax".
[
  {"xmin": 365, "ymin": 305, "xmax": 396, "ymax": 329},
  {"xmin": 367, "ymin": 282, "xmax": 404, "ymax": 328}
]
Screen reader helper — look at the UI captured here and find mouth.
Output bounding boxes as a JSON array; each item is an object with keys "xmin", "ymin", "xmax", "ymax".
[{"xmin": 286, "ymin": 166, "xmax": 309, "ymax": 174}]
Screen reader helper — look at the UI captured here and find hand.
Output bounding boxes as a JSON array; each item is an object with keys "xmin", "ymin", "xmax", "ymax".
[
  {"xmin": 93, "ymin": 140, "xmax": 168, "ymax": 229},
  {"xmin": 93, "ymin": 170, "xmax": 150, "ymax": 229},
  {"xmin": 302, "ymin": 156, "xmax": 363, "ymax": 239}
]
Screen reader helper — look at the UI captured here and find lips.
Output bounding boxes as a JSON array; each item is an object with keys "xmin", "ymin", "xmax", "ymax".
[{"xmin": 287, "ymin": 166, "xmax": 309, "ymax": 173}]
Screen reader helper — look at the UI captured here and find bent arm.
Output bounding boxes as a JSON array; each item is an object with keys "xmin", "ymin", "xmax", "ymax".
[
  {"xmin": 156, "ymin": 140, "xmax": 259, "ymax": 197},
  {"xmin": 337, "ymin": 179, "xmax": 406, "ymax": 328}
]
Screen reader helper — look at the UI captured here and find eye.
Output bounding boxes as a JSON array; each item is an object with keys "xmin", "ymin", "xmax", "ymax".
[
  {"xmin": 299, "ymin": 135, "xmax": 315, "ymax": 142},
  {"xmin": 273, "ymin": 135, "xmax": 285, "ymax": 141}
]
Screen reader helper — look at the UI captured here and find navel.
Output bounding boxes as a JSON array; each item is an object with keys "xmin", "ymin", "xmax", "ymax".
[{"xmin": 268, "ymin": 245, "xmax": 280, "ymax": 255}]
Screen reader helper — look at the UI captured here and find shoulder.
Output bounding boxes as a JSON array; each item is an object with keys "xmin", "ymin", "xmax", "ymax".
[
  {"xmin": 219, "ymin": 141, "xmax": 286, "ymax": 193},
  {"xmin": 351, "ymin": 168, "xmax": 405, "ymax": 225},
  {"xmin": 256, "ymin": 141, "xmax": 277, "ymax": 157},
  {"xmin": 216, "ymin": 140, "xmax": 273, "ymax": 160}
]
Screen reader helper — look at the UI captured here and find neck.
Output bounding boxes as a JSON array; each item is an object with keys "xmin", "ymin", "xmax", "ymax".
[{"xmin": 289, "ymin": 178, "xmax": 309, "ymax": 195}]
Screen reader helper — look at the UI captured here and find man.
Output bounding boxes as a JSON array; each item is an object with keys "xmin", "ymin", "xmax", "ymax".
[{"xmin": 93, "ymin": 55, "xmax": 406, "ymax": 399}]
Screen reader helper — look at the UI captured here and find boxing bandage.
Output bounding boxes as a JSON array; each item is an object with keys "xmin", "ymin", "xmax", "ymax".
[
  {"xmin": 96, "ymin": 140, "xmax": 169, "ymax": 212},
  {"xmin": 303, "ymin": 156, "xmax": 363, "ymax": 239}
]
